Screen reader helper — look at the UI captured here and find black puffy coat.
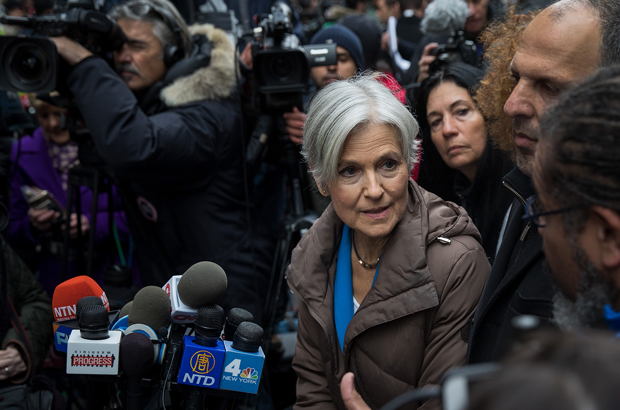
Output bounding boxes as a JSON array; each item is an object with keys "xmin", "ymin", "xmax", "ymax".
[{"xmin": 67, "ymin": 24, "xmax": 273, "ymax": 323}]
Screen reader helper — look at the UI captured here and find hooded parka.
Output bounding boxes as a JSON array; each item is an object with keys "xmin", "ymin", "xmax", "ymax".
[
  {"xmin": 66, "ymin": 24, "xmax": 273, "ymax": 322},
  {"xmin": 287, "ymin": 180, "xmax": 490, "ymax": 410}
]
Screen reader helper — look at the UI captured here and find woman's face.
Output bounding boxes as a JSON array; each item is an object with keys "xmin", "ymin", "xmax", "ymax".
[
  {"xmin": 426, "ymin": 81, "xmax": 487, "ymax": 182},
  {"xmin": 323, "ymin": 123, "xmax": 410, "ymax": 241},
  {"xmin": 37, "ymin": 104, "xmax": 70, "ymax": 145}
]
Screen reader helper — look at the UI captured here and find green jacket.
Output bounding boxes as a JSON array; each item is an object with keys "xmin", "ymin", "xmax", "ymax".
[{"xmin": 2, "ymin": 237, "xmax": 53, "ymax": 384}]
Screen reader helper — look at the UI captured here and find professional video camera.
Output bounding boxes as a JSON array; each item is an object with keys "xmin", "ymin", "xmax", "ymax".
[
  {"xmin": 0, "ymin": 0, "xmax": 125, "ymax": 94},
  {"xmin": 427, "ymin": 30, "xmax": 479, "ymax": 77},
  {"xmin": 251, "ymin": 2, "xmax": 337, "ymax": 113}
]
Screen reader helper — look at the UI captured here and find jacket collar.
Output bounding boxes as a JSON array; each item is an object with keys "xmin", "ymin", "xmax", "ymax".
[
  {"xmin": 140, "ymin": 24, "xmax": 236, "ymax": 113},
  {"xmin": 502, "ymin": 166, "xmax": 535, "ymax": 205}
]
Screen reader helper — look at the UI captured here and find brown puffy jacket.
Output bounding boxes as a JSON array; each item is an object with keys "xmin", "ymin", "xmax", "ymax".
[{"xmin": 287, "ymin": 180, "xmax": 490, "ymax": 410}]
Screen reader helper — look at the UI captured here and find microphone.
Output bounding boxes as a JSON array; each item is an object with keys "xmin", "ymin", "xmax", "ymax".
[
  {"xmin": 110, "ymin": 300, "xmax": 133, "ymax": 332},
  {"xmin": 76, "ymin": 296, "xmax": 104, "ymax": 319},
  {"xmin": 125, "ymin": 286, "xmax": 171, "ymax": 365},
  {"xmin": 223, "ymin": 308, "xmax": 254, "ymax": 341},
  {"xmin": 177, "ymin": 305, "xmax": 227, "ymax": 391},
  {"xmin": 163, "ymin": 261, "xmax": 228, "ymax": 324},
  {"xmin": 128, "ymin": 286, "xmax": 171, "ymax": 330},
  {"xmin": 120, "ymin": 332, "xmax": 155, "ymax": 410},
  {"xmin": 53, "ymin": 276, "xmax": 110, "ymax": 322},
  {"xmin": 420, "ymin": 0, "xmax": 470, "ymax": 35},
  {"xmin": 119, "ymin": 300, "xmax": 133, "ymax": 318},
  {"xmin": 219, "ymin": 322, "xmax": 265, "ymax": 394},
  {"xmin": 52, "ymin": 276, "xmax": 110, "ymax": 353},
  {"xmin": 67, "ymin": 305, "xmax": 122, "ymax": 375}
]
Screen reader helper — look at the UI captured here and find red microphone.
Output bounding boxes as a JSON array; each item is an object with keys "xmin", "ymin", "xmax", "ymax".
[{"xmin": 52, "ymin": 276, "xmax": 109, "ymax": 322}]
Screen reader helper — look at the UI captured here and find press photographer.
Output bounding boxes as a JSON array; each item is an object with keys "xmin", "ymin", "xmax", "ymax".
[{"xmin": 44, "ymin": 0, "xmax": 272, "ymax": 324}]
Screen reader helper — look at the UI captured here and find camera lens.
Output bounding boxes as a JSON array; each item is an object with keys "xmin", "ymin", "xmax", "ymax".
[
  {"xmin": 270, "ymin": 56, "xmax": 293, "ymax": 80},
  {"xmin": 9, "ymin": 44, "xmax": 48, "ymax": 84}
]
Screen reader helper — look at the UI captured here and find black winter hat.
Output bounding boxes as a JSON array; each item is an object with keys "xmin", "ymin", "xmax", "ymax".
[{"xmin": 310, "ymin": 25, "xmax": 365, "ymax": 71}]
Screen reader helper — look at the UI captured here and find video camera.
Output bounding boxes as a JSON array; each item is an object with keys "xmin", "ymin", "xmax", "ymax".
[
  {"xmin": 0, "ymin": 0, "xmax": 125, "ymax": 94},
  {"xmin": 428, "ymin": 30, "xmax": 479, "ymax": 77},
  {"xmin": 251, "ymin": 2, "xmax": 337, "ymax": 114}
]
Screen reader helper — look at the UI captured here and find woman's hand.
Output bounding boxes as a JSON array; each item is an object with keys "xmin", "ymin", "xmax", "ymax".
[
  {"xmin": 0, "ymin": 346, "xmax": 27, "ymax": 381},
  {"xmin": 341, "ymin": 373, "xmax": 371, "ymax": 410},
  {"xmin": 67, "ymin": 213, "xmax": 89, "ymax": 239},
  {"xmin": 417, "ymin": 43, "xmax": 439, "ymax": 83},
  {"xmin": 28, "ymin": 207, "xmax": 60, "ymax": 231}
]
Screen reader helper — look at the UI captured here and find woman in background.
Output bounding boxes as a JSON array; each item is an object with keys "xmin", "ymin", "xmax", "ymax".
[{"xmin": 417, "ymin": 63, "xmax": 513, "ymax": 261}]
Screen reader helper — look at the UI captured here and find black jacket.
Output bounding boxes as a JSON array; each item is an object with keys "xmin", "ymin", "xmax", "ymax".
[
  {"xmin": 67, "ymin": 24, "xmax": 272, "ymax": 323},
  {"xmin": 1, "ymin": 237, "xmax": 53, "ymax": 386},
  {"xmin": 467, "ymin": 167, "xmax": 555, "ymax": 363}
]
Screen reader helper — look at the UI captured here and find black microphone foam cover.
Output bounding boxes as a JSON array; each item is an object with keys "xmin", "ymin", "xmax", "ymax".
[
  {"xmin": 195, "ymin": 304, "xmax": 225, "ymax": 339},
  {"xmin": 119, "ymin": 332, "xmax": 155, "ymax": 377},
  {"xmin": 178, "ymin": 262, "xmax": 227, "ymax": 308},
  {"xmin": 127, "ymin": 286, "xmax": 171, "ymax": 330},
  {"xmin": 76, "ymin": 296, "xmax": 104, "ymax": 320},
  {"xmin": 224, "ymin": 308, "xmax": 254, "ymax": 340},
  {"xmin": 232, "ymin": 322, "xmax": 264, "ymax": 353},
  {"xmin": 119, "ymin": 300, "xmax": 133, "ymax": 318},
  {"xmin": 79, "ymin": 305, "xmax": 110, "ymax": 340}
]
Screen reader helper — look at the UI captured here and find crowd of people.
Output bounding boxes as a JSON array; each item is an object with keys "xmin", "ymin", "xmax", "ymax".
[{"xmin": 1, "ymin": 0, "xmax": 620, "ymax": 409}]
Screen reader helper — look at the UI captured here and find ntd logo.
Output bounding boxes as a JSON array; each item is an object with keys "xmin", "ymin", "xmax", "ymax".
[
  {"xmin": 190, "ymin": 351, "xmax": 215, "ymax": 374},
  {"xmin": 182, "ymin": 373, "xmax": 216, "ymax": 386},
  {"xmin": 176, "ymin": 335, "xmax": 226, "ymax": 390}
]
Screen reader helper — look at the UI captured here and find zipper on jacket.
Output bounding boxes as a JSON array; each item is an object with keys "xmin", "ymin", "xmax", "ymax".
[
  {"xmin": 520, "ymin": 221, "xmax": 531, "ymax": 241},
  {"xmin": 502, "ymin": 180, "xmax": 527, "ymax": 206}
]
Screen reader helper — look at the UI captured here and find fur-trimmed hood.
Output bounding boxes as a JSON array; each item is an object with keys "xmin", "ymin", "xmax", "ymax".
[{"xmin": 160, "ymin": 23, "xmax": 236, "ymax": 107}]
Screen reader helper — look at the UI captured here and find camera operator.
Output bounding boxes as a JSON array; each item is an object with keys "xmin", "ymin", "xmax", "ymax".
[{"xmin": 49, "ymin": 0, "xmax": 272, "ymax": 323}]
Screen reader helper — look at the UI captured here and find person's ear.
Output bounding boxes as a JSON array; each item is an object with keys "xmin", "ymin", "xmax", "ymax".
[
  {"xmin": 308, "ymin": 164, "xmax": 329, "ymax": 197},
  {"xmin": 590, "ymin": 206, "xmax": 620, "ymax": 270}
]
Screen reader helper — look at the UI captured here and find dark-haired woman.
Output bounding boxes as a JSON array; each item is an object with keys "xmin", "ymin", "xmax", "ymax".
[{"xmin": 417, "ymin": 63, "xmax": 514, "ymax": 261}]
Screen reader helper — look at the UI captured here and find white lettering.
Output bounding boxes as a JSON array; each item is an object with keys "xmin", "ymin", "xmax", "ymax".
[
  {"xmin": 203, "ymin": 376, "xmax": 215, "ymax": 386},
  {"xmin": 67, "ymin": 305, "xmax": 76, "ymax": 317},
  {"xmin": 182, "ymin": 373, "xmax": 215, "ymax": 386},
  {"xmin": 183, "ymin": 373, "xmax": 198, "ymax": 384},
  {"xmin": 310, "ymin": 48, "xmax": 328, "ymax": 55}
]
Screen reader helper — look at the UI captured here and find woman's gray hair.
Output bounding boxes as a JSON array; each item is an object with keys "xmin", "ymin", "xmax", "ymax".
[
  {"xmin": 110, "ymin": 0, "xmax": 192, "ymax": 57},
  {"xmin": 302, "ymin": 74, "xmax": 419, "ymax": 188}
]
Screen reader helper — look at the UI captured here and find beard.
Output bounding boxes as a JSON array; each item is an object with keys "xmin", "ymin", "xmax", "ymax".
[
  {"xmin": 550, "ymin": 241, "xmax": 618, "ymax": 331},
  {"xmin": 512, "ymin": 117, "xmax": 540, "ymax": 177}
]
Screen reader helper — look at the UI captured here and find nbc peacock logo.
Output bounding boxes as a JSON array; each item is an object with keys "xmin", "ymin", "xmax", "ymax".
[{"xmin": 240, "ymin": 368, "xmax": 258, "ymax": 379}]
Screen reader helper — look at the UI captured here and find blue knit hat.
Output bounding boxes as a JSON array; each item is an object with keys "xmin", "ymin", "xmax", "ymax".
[{"xmin": 310, "ymin": 25, "xmax": 365, "ymax": 71}]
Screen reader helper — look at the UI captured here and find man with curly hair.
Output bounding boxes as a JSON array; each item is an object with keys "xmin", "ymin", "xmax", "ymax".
[{"xmin": 468, "ymin": 0, "xmax": 620, "ymax": 364}]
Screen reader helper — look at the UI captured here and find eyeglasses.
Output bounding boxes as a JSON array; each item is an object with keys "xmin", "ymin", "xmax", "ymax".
[{"xmin": 522, "ymin": 195, "xmax": 589, "ymax": 228}]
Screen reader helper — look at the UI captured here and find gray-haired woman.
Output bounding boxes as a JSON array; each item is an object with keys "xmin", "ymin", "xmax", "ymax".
[{"xmin": 287, "ymin": 75, "xmax": 490, "ymax": 410}]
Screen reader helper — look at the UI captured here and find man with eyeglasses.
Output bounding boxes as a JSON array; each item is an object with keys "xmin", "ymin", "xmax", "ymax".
[
  {"xmin": 530, "ymin": 65, "xmax": 620, "ymax": 333},
  {"xmin": 467, "ymin": 0, "xmax": 620, "ymax": 364},
  {"xmin": 49, "ymin": 0, "xmax": 274, "ymax": 323}
]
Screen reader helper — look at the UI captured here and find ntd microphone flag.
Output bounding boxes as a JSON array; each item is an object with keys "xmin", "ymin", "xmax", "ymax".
[
  {"xmin": 177, "ymin": 335, "xmax": 226, "ymax": 389},
  {"xmin": 219, "ymin": 341, "xmax": 265, "ymax": 394}
]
